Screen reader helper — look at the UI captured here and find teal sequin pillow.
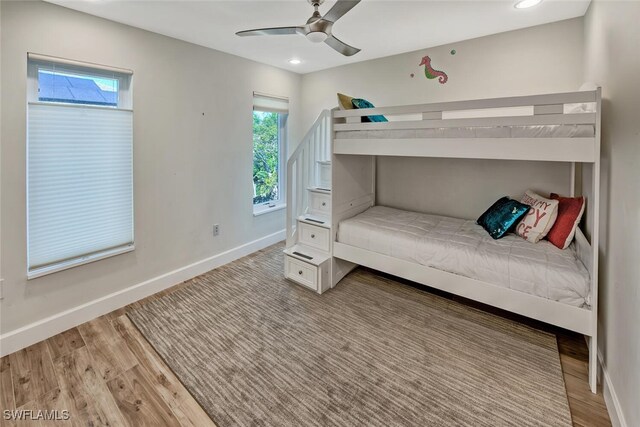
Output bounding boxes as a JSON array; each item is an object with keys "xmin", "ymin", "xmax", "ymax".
[
  {"xmin": 477, "ymin": 197, "xmax": 530, "ymax": 239},
  {"xmin": 351, "ymin": 98, "xmax": 388, "ymax": 123}
]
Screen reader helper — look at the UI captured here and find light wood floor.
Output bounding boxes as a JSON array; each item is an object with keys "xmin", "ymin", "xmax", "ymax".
[{"xmin": 0, "ymin": 273, "xmax": 611, "ymax": 427}]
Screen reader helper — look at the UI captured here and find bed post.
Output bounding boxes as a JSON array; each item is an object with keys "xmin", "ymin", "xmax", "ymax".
[
  {"xmin": 570, "ymin": 163, "xmax": 576, "ymax": 197},
  {"xmin": 588, "ymin": 87, "xmax": 602, "ymax": 394},
  {"xmin": 330, "ymin": 108, "xmax": 375, "ymax": 287}
]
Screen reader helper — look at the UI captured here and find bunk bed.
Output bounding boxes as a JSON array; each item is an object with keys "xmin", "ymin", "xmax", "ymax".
[{"xmin": 329, "ymin": 89, "xmax": 601, "ymax": 393}]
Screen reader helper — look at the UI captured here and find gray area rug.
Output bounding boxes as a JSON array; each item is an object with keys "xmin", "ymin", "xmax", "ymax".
[{"xmin": 129, "ymin": 243, "xmax": 572, "ymax": 427}]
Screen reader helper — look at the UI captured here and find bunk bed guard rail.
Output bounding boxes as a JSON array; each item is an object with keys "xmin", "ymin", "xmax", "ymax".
[{"xmin": 333, "ymin": 90, "xmax": 599, "ymax": 163}]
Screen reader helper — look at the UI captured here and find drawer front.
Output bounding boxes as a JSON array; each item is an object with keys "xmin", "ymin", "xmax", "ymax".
[
  {"xmin": 285, "ymin": 256, "xmax": 317, "ymax": 290},
  {"xmin": 310, "ymin": 192, "xmax": 331, "ymax": 215},
  {"xmin": 298, "ymin": 222, "xmax": 330, "ymax": 251}
]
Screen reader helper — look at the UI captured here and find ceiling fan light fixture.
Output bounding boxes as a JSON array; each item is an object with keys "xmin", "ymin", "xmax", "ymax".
[
  {"xmin": 306, "ymin": 31, "xmax": 328, "ymax": 43},
  {"xmin": 514, "ymin": 0, "xmax": 542, "ymax": 9}
]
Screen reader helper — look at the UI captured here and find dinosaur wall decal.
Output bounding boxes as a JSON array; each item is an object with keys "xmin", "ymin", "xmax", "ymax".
[{"xmin": 419, "ymin": 55, "xmax": 448, "ymax": 84}]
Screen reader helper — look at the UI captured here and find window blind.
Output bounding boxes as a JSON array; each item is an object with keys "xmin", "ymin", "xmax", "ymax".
[
  {"xmin": 253, "ymin": 92, "xmax": 289, "ymax": 114},
  {"xmin": 27, "ymin": 103, "xmax": 133, "ymax": 274},
  {"xmin": 27, "ymin": 53, "xmax": 134, "ymax": 75}
]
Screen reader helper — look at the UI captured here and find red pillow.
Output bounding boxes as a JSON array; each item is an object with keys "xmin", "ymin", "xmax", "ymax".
[{"xmin": 546, "ymin": 193, "xmax": 586, "ymax": 249}]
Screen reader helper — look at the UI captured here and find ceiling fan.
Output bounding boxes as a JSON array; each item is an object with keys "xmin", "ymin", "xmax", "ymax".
[{"xmin": 236, "ymin": 0, "xmax": 362, "ymax": 57}]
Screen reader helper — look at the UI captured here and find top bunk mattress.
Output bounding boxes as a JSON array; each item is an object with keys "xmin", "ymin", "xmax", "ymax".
[
  {"xmin": 335, "ymin": 124, "xmax": 595, "ymax": 140},
  {"xmin": 337, "ymin": 206, "xmax": 590, "ymax": 308}
]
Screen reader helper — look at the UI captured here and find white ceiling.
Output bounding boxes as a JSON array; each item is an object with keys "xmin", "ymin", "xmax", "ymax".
[{"xmin": 45, "ymin": 0, "xmax": 591, "ymax": 74}]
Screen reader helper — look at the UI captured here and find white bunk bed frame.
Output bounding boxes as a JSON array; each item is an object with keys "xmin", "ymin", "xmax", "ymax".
[{"xmin": 330, "ymin": 89, "xmax": 602, "ymax": 393}]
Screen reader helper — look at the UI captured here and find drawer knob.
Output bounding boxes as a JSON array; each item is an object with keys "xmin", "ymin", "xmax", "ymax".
[
  {"xmin": 311, "ymin": 234, "xmax": 315, "ymax": 238},
  {"xmin": 322, "ymin": 202, "xmax": 326, "ymax": 206},
  {"xmin": 298, "ymin": 270, "xmax": 303, "ymax": 275}
]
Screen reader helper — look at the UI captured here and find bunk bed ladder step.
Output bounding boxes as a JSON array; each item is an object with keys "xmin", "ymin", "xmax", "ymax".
[{"xmin": 284, "ymin": 109, "xmax": 333, "ymax": 294}]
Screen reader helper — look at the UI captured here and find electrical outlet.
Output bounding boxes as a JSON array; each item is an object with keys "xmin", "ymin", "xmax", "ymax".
[{"xmin": 213, "ymin": 224, "xmax": 220, "ymax": 236}]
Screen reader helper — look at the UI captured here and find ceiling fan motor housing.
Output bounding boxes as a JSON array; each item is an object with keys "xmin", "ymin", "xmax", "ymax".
[{"xmin": 305, "ymin": 18, "xmax": 333, "ymax": 40}]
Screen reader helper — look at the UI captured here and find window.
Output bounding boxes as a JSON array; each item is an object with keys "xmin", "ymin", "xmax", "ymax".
[
  {"xmin": 252, "ymin": 93, "xmax": 288, "ymax": 215},
  {"xmin": 27, "ymin": 54, "xmax": 134, "ymax": 278}
]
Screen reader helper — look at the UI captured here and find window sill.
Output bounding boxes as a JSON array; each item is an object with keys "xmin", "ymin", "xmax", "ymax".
[
  {"xmin": 253, "ymin": 202, "xmax": 286, "ymax": 217},
  {"xmin": 27, "ymin": 244, "xmax": 135, "ymax": 280}
]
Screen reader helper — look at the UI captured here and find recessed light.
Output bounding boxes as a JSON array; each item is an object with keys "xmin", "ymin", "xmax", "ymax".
[
  {"xmin": 288, "ymin": 58, "xmax": 302, "ymax": 65},
  {"xmin": 514, "ymin": 0, "xmax": 542, "ymax": 9}
]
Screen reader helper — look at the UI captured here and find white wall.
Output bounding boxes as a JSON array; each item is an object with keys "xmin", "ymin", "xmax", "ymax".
[
  {"xmin": 0, "ymin": 1, "xmax": 302, "ymax": 334},
  {"xmin": 583, "ymin": 2, "xmax": 640, "ymax": 426},
  {"xmin": 302, "ymin": 18, "xmax": 584, "ymax": 219}
]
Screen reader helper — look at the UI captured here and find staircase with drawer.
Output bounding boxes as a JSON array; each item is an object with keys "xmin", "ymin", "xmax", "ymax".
[{"xmin": 284, "ymin": 110, "xmax": 334, "ymax": 293}]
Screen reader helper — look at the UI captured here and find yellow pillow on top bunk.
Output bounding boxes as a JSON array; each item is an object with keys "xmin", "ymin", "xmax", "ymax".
[
  {"xmin": 336, "ymin": 93, "xmax": 389, "ymax": 122},
  {"xmin": 515, "ymin": 190, "xmax": 559, "ymax": 243},
  {"xmin": 337, "ymin": 93, "xmax": 355, "ymax": 110}
]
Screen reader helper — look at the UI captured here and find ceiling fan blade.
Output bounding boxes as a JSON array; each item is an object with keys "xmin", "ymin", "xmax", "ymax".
[
  {"xmin": 236, "ymin": 26, "xmax": 304, "ymax": 37},
  {"xmin": 324, "ymin": 35, "xmax": 361, "ymax": 56},
  {"xmin": 322, "ymin": 0, "xmax": 361, "ymax": 23}
]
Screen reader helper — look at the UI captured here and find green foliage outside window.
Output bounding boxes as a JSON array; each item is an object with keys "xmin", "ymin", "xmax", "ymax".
[{"xmin": 253, "ymin": 111, "xmax": 281, "ymax": 205}]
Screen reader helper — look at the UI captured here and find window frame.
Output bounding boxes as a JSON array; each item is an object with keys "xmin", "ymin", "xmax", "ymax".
[
  {"xmin": 252, "ymin": 110, "xmax": 288, "ymax": 217},
  {"xmin": 26, "ymin": 56, "xmax": 134, "ymax": 279},
  {"xmin": 27, "ymin": 60, "xmax": 132, "ymax": 109}
]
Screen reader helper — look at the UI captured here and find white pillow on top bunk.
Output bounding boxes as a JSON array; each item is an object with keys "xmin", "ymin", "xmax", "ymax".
[
  {"xmin": 515, "ymin": 190, "xmax": 559, "ymax": 243},
  {"xmin": 564, "ymin": 82, "xmax": 598, "ymax": 114}
]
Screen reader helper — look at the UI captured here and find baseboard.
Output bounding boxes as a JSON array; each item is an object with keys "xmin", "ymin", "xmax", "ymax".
[
  {"xmin": 598, "ymin": 349, "xmax": 628, "ymax": 427},
  {"xmin": 0, "ymin": 230, "xmax": 285, "ymax": 357}
]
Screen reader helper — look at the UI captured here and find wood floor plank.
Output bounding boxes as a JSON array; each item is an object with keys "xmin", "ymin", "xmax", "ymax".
[
  {"xmin": 46, "ymin": 328, "xmax": 85, "ymax": 361},
  {"xmin": 111, "ymin": 315, "xmax": 216, "ymax": 427},
  {"xmin": 104, "ymin": 307, "xmax": 128, "ymax": 322},
  {"xmin": 557, "ymin": 333, "xmax": 590, "ymax": 361},
  {"xmin": 8, "ymin": 349, "xmax": 33, "ymax": 408},
  {"xmin": 561, "ymin": 353, "xmax": 589, "ymax": 381},
  {"xmin": 15, "ymin": 400, "xmax": 42, "ymax": 427},
  {"xmin": 2, "ymin": 389, "xmax": 71, "ymax": 427},
  {"xmin": 568, "ymin": 397, "xmax": 612, "ymax": 427},
  {"xmin": 0, "ymin": 357, "xmax": 16, "ymax": 426},
  {"xmin": 25, "ymin": 342, "xmax": 58, "ymax": 402},
  {"xmin": 1, "ymin": 356, "xmax": 15, "ymax": 407},
  {"xmin": 564, "ymin": 372, "xmax": 609, "ymax": 406},
  {"xmin": 53, "ymin": 347, "xmax": 126, "ymax": 427},
  {"xmin": 77, "ymin": 317, "xmax": 137, "ymax": 382},
  {"xmin": 563, "ymin": 373, "xmax": 610, "ymax": 427},
  {"xmin": 106, "ymin": 365, "xmax": 181, "ymax": 427},
  {"xmin": 36, "ymin": 387, "xmax": 73, "ymax": 427},
  {"xmin": 0, "ymin": 411, "xmax": 16, "ymax": 427},
  {"xmin": 8, "ymin": 341, "xmax": 58, "ymax": 408}
]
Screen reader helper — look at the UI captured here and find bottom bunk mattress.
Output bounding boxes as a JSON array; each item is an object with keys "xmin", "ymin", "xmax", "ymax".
[{"xmin": 337, "ymin": 206, "xmax": 590, "ymax": 308}]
